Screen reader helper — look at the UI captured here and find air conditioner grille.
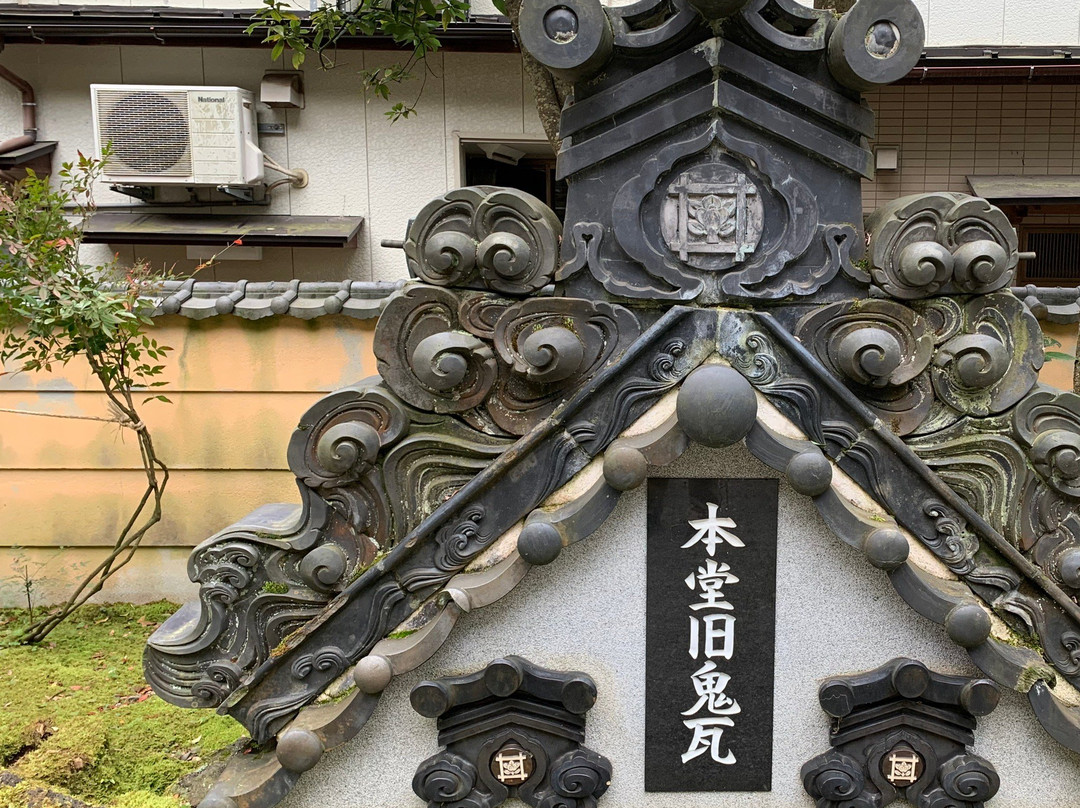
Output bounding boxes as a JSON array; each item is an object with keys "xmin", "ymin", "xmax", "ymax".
[{"xmin": 97, "ymin": 90, "xmax": 192, "ymax": 176}]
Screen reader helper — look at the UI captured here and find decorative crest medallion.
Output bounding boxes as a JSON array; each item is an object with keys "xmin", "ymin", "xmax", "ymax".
[{"xmin": 662, "ymin": 166, "xmax": 763, "ymax": 265}]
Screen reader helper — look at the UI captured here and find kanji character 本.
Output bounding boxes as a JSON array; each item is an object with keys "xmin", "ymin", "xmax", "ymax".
[
  {"xmin": 683, "ymin": 502, "xmax": 744, "ymax": 555},
  {"xmin": 688, "ymin": 613, "xmax": 735, "ymax": 660},
  {"xmin": 682, "ymin": 661, "xmax": 742, "ymax": 717},
  {"xmin": 681, "ymin": 716, "xmax": 736, "ymax": 765},
  {"xmin": 685, "ymin": 558, "xmax": 739, "ymax": 611}
]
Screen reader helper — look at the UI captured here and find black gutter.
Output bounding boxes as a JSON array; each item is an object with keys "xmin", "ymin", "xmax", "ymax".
[{"xmin": 0, "ymin": 5, "xmax": 517, "ymax": 51}]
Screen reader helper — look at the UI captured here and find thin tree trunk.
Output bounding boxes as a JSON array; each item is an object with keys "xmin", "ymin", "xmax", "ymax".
[{"xmin": 19, "ymin": 381, "xmax": 169, "ymax": 644}]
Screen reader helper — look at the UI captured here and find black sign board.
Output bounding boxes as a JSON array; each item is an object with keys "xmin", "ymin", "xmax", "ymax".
[{"xmin": 645, "ymin": 477, "xmax": 778, "ymax": 792}]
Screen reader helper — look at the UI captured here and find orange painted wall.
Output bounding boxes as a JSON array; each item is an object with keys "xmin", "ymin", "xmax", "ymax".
[{"xmin": 0, "ymin": 315, "xmax": 378, "ymax": 606}]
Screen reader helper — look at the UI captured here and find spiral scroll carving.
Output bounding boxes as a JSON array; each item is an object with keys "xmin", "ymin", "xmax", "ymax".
[
  {"xmin": 796, "ymin": 299, "xmax": 934, "ymax": 434},
  {"xmin": 1015, "ymin": 389, "xmax": 1080, "ymax": 499},
  {"xmin": 288, "ymin": 383, "xmax": 409, "ymax": 489},
  {"xmin": 374, "ymin": 287, "xmax": 640, "ymax": 435},
  {"xmin": 458, "ymin": 293, "xmax": 513, "ymax": 340},
  {"xmin": 404, "ymin": 187, "xmax": 561, "ymax": 295},
  {"xmin": 923, "ymin": 503, "xmax": 979, "ymax": 576},
  {"xmin": 401, "ymin": 503, "xmax": 495, "ymax": 591},
  {"xmin": 924, "ymin": 293, "xmax": 1042, "ymax": 417},
  {"xmin": 192, "ymin": 660, "xmax": 243, "ymax": 708},
  {"xmin": 863, "ymin": 192, "xmax": 1019, "ymax": 299},
  {"xmin": 291, "ymin": 646, "xmax": 349, "ymax": 680},
  {"xmin": 938, "ymin": 754, "xmax": 1000, "ymax": 803},
  {"xmin": 800, "ymin": 750, "xmax": 866, "ymax": 803},
  {"xmin": 494, "ymin": 299, "xmax": 638, "ymax": 381},
  {"xmin": 536, "ymin": 748, "xmax": 612, "ymax": 808},
  {"xmin": 412, "ymin": 752, "xmax": 482, "ymax": 806},
  {"xmin": 298, "ymin": 544, "xmax": 348, "ymax": 591},
  {"xmin": 375, "ymin": 285, "xmax": 497, "ymax": 413},
  {"xmin": 487, "ymin": 298, "xmax": 641, "ymax": 435}
]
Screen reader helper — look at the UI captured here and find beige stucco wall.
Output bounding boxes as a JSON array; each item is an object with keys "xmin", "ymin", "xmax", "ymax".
[{"xmin": 0, "ymin": 316, "xmax": 378, "ymax": 606}]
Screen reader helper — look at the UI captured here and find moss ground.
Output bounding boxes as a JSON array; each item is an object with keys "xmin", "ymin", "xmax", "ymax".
[{"xmin": 0, "ymin": 602, "xmax": 246, "ymax": 808}]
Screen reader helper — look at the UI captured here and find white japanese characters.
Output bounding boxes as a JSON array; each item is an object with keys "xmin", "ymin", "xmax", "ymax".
[{"xmin": 680, "ymin": 502, "xmax": 744, "ymax": 766}]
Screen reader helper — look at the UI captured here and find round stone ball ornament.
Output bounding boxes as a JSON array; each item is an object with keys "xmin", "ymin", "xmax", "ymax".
[{"xmin": 676, "ymin": 365, "xmax": 758, "ymax": 448}]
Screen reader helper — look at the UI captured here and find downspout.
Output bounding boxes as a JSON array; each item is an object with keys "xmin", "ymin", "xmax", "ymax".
[{"xmin": 0, "ymin": 63, "xmax": 36, "ymax": 155}]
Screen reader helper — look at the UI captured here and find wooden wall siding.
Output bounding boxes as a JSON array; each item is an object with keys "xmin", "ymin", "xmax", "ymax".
[{"xmin": 0, "ymin": 316, "xmax": 377, "ymax": 605}]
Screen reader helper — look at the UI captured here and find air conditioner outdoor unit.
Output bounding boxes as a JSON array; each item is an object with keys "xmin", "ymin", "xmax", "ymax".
[{"xmin": 90, "ymin": 84, "xmax": 264, "ymax": 186}]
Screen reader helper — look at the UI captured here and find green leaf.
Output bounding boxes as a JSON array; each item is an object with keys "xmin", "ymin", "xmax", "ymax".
[{"xmin": 1045, "ymin": 351, "xmax": 1076, "ymax": 361}]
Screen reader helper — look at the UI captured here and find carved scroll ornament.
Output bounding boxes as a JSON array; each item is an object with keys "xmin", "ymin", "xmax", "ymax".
[
  {"xmin": 375, "ymin": 283, "xmax": 642, "ymax": 435},
  {"xmin": 404, "ymin": 187, "xmax": 562, "ymax": 295},
  {"xmin": 859, "ymin": 193, "xmax": 1019, "ymax": 299}
]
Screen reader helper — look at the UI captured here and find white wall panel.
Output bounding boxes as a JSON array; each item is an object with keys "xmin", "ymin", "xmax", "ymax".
[
  {"xmin": 118, "ymin": 45, "xmax": 206, "ymax": 87},
  {"xmin": 364, "ymin": 52, "xmax": 449, "ymax": 281},
  {"xmin": 927, "ymin": 0, "xmax": 1005, "ymax": 45},
  {"xmin": 443, "ymin": 51, "xmax": 526, "ymax": 187},
  {"xmin": 282, "ymin": 53, "xmax": 370, "ymax": 280},
  {"xmin": 1004, "ymin": 0, "xmax": 1080, "ymax": 45},
  {"xmin": 0, "ymin": 44, "xmax": 128, "ymax": 206}
]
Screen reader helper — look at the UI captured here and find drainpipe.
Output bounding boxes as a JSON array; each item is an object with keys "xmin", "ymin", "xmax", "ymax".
[{"xmin": 0, "ymin": 63, "xmax": 36, "ymax": 155}]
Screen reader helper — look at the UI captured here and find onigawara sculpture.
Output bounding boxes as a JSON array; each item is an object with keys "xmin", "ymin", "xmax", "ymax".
[
  {"xmin": 802, "ymin": 658, "xmax": 1001, "ymax": 808},
  {"xmin": 145, "ymin": 1, "xmax": 1080, "ymax": 806},
  {"xmin": 411, "ymin": 656, "xmax": 611, "ymax": 808}
]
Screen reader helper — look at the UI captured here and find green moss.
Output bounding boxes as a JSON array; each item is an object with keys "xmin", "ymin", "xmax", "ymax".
[
  {"xmin": 386, "ymin": 629, "xmax": 417, "ymax": 640},
  {"xmin": 112, "ymin": 791, "xmax": 187, "ymax": 808},
  {"xmin": 0, "ymin": 781, "xmax": 77, "ymax": 808},
  {"xmin": 347, "ymin": 549, "xmax": 389, "ymax": 584},
  {"xmin": 18, "ymin": 712, "xmax": 107, "ymax": 789},
  {"xmin": 1016, "ymin": 664, "xmax": 1055, "ymax": 693},
  {"xmin": 995, "ymin": 622, "xmax": 1045, "ymax": 656},
  {"xmin": 0, "ymin": 602, "xmax": 246, "ymax": 807},
  {"xmin": 261, "ymin": 582, "xmax": 289, "ymax": 594}
]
